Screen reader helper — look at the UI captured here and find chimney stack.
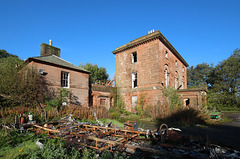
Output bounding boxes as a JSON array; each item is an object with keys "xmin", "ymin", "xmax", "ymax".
[{"xmin": 40, "ymin": 40, "xmax": 60, "ymax": 57}]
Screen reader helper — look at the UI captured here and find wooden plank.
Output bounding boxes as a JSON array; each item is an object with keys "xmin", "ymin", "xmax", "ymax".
[
  {"xmin": 33, "ymin": 124, "xmax": 60, "ymax": 133},
  {"xmin": 87, "ymin": 136, "xmax": 181, "ymax": 157},
  {"xmin": 82, "ymin": 124, "xmax": 147, "ymax": 135}
]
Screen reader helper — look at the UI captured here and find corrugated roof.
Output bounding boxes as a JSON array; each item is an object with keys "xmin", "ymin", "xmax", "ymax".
[{"xmin": 25, "ymin": 55, "xmax": 90, "ymax": 74}]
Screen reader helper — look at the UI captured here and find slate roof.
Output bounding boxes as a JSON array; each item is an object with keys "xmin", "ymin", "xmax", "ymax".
[
  {"xmin": 25, "ymin": 55, "xmax": 89, "ymax": 74},
  {"xmin": 112, "ymin": 30, "xmax": 188, "ymax": 67}
]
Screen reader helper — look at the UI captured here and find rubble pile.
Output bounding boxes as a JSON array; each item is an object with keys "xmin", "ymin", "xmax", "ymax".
[{"xmin": 10, "ymin": 115, "xmax": 239, "ymax": 158}]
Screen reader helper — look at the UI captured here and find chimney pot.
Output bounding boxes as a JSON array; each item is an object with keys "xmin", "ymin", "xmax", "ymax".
[{"xmin": 49, "ymin": 39, "xmax": 52, "ymax": 46}]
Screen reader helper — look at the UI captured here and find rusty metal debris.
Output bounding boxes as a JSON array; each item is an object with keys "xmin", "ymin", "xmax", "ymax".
[{"xmin": 11, "ymin": 114, "xmax": 237, "ymax": 158}]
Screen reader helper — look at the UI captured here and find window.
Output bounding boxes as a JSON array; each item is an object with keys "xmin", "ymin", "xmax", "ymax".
[
  {"xmin": 164, "ymin": 69, "xmax": 168, "ymax": 87},
  {"xmin": 132, "ymin": 72, "xmax": 137, "ymax": 88},
  {"xmin": 132, "ymin": 96, "xmax": 137, "ymax": 110},
  {"xmin": 175, "ymin": 71, "xmax": 179, "ymax": 89},
  {"xmin": 175, "ymin": 60, "xmax": 178, "ymax": 67},
  {"xmin": 182, "ymin": 76, "xmax": 184, "ymax": 89},
  {"xmin": 165, "ymin": 51, "xmax": 168, "ymax": 59},
  {"xmin": 100, "ymin": 98, "xmax": 106, "ymax": 107},
  {"xmin": 132, "ymin": 52, "xmax": 137, "ymax": 63},
  {"xmin": 164, "ymin": 65, "xmax": 169, "ymax": 87},
  {"xmin": 61, "ymin": 71, "xmax": 69, "ymax": 88}
]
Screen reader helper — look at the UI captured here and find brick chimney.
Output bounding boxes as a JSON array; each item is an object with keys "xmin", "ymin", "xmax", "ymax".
[{"xmin": 40, "ymin": 40, "xmax": 60, "ymax": 57}]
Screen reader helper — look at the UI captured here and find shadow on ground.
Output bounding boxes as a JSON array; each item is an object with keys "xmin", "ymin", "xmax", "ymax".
[
  {"xmin": 180, "ymin": 124, "xmax": 240, "ymax": 150},
  {"xmin": 139, "ymin": 109, "xmax": 240, "ymax": 150}
]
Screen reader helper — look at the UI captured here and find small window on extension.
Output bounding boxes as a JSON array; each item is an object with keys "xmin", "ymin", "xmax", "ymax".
[{"xmin": 132, "ymin": 52, "xmax": 137, "ymax": 63}]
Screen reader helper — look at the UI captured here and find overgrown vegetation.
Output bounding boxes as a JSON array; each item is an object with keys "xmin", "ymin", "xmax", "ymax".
[
  {"xmin": 0, "ymin": 128, "xmax": 130, "ymax": 159},
  {"xmin": 187, "ymin": 49, "xmax": 240, "ymax": 111},
  {"xmin": 0, "ymin": 56, "xmax": 50, "ymax": 108},
  {"xmin": 109, "ymin": 88, "xmax": 130, "ymax": 119}
]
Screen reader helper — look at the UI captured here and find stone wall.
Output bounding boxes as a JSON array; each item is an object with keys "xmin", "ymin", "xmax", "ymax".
[
  {"xmin": 178, "ymin": 88, "xmax": 207, "ymax": 108},
  {"xmin": 114, "ymin": 34, "xmax": 188, "ymax": 111}
]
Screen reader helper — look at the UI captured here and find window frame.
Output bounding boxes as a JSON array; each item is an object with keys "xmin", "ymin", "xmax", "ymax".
[{"xmin": 61, "ymin": 71, "xmax": 69, "ymax": 88}]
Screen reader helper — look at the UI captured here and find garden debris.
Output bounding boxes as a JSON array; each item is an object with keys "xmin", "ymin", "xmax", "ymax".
[
  {"xmin": 36, "ymin": 139, "xmax": 43, "ymax": 149},
  {"xmin": 24, "ymin": 114, "xmax": 240, "ymax": 158}
]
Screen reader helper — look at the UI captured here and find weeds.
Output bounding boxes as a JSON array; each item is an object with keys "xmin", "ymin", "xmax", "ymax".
[
  {"xmin": 155, "ymin": 107, "xmax": 209, "ymax": 126},
  {"xmin": 0, "ymin": 104, "xmax": 110, "ymax": 125},
  {"xmin": 0, "ymin": 127, "xmax": 130, "ymax": 159}
]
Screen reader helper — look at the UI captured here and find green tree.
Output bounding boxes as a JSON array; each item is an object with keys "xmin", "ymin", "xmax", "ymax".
[
  {"xmin": 80, "ymin": 63, "xmax": 109, "ymax": 84},
  {"xmin": 163, "ymin": 87, "xmax": 183, "ymax": 112},
  {"xmin": 207, "ymin": 49, "xmax": 240, "ymax": 109},
  {"xmin": 0, "ymin": 49, "xmax": 19, "ymax": 59},
  {"xmin": 187, "ymin": 62, "xmax": 213, "ymax": 88},
  {"xmin": 0, "ymin": 56, "xmax": 48, "ymax": 107}
]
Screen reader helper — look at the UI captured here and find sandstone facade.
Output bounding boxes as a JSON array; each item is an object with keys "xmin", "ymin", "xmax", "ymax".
[{"xmin": 113, "ymin": 30, "xmax": 189, "ymax": 111}]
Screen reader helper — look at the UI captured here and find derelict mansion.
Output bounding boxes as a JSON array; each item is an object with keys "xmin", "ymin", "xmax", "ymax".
[{"xmin": 25, "ymin": 30, "xmax": 207, "ymax": 111}]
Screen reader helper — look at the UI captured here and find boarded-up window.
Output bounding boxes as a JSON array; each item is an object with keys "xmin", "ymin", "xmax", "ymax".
[
  {"xmin": 100, "ymin": 98, "xmax": 106, "ymax": 107},
  {"xmin": 132, "ymin": 96, "xmax": 137, "ymax": 110},
  {"xmin": 164, "ymin": 65, "xmax": 169, "ymax": 87},
  {"xmin": 175, "ymin": 71, "xmax": 179, "ymax": 89}
]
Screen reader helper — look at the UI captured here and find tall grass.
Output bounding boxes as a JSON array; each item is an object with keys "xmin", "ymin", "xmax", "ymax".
[{"xmin": 0, "ymin": 104, "xmax": 110, "ymax": 124}]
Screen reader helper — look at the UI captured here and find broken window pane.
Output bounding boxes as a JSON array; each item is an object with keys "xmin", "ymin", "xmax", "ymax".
[
  {"xmin": 132, "ymin": 72, "xmax": 137, "ymax": 88},
  {"xmin": 132, "ymin": 52, "xmax": 137, "ymax": 63}
]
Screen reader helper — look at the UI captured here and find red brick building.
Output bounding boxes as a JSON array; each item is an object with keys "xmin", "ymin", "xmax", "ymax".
[
  {"xmin": 113, "ymin": 30, "xmax": 189, "ymax": 111},
  {"xmin": 90, "ymin": 84, "xmax": 114, "ymax": 110},
  {"xmin": 25, "ymin": 42, "xmax": 90, "ymax": 107}
]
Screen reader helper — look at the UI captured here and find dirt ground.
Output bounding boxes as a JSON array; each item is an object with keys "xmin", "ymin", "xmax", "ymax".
[
  {"xmin": 138, "ymin": 112, "xmax": 240, "ymax": 150},
  {"xmin": 180, "ymin": 112, "xmax": 240, "ymax": 150}
]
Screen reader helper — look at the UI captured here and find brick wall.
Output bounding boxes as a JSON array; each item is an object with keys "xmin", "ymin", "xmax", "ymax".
[
  {"xmin": 115, "ymin": 36, "xmax": 187, "ymax": 111},
  {"xmin": 27, "ymin": 61, "xmax": 89, "ymax": 107}
]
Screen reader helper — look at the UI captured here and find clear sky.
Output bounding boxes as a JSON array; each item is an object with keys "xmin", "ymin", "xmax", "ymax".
[{"xmin": 1, "ymin": 0, "xmax": 239, "ymax": 79}]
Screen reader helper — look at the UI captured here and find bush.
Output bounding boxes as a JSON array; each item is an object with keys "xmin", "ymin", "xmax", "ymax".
[{"xmin": 155, "ymin": 107, "xmax": 209, "ymax": 126}]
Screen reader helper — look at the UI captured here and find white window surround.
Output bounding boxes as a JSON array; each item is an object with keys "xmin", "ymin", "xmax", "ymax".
[{"xmin": 61, "ymin": 71, "xmax": 69, "ymax": 88}]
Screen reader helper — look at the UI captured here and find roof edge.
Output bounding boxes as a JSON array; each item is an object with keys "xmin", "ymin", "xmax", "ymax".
[
  {"xmin": 112, "ymin": 30, "xmax": 189, "ymax": 67},
  {"xmin": 25, "ymin": 55, "xmax": 90, "ymax": 74}
]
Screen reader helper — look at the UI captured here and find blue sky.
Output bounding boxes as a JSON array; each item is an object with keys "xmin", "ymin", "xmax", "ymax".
[{"xmin": 1, "ymin": 0, "xmax": 239, "ymax": 79}]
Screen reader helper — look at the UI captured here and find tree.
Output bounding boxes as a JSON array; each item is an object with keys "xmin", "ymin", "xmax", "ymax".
[
  {"xmin": 207, "ymin": 49, "xmax": 240, "ymax": 109},
  {"xmin": 187, "ymin": 63, "xmax": 213, "ymax": 88},
  {"xmin": 0, "ymin": 56, "xmax": 48, "ymax": 107},
  {"xmin": 0, "ymin": 49, "xmax": 19, "ymax": 59},
  {"xmin": 80, "ymin": 63, "xmax": 109, "ymax": 84}
]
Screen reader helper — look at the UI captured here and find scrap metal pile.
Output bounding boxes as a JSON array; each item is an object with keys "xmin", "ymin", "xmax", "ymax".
[{"xmin": 19, "ymin": 115, "xmax": 239, "ymax": 158}]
